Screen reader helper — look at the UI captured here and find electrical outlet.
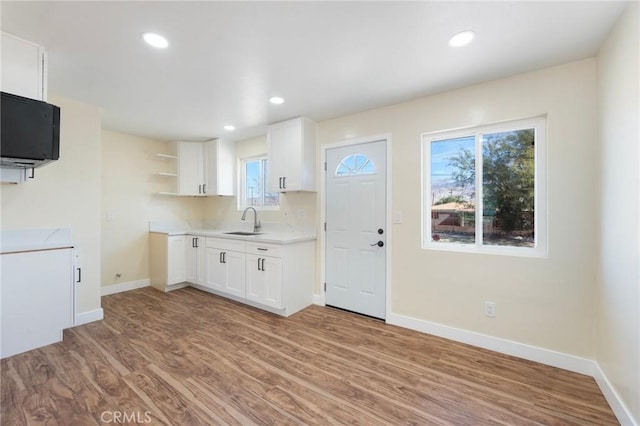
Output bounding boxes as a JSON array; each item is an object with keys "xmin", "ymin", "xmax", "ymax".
[{"xmin": 485, "ymin": 301, "xmax": 496, "ymax": 318}]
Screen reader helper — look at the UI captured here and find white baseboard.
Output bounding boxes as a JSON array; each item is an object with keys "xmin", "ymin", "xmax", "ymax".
[
  {"xmin": 312, "ymin": 293, "xmax": 324, "ymax": 306},
  {"xmin": 592, "ymin": 362, "xmax": 638, "ymax": 426},
  {"xmin": 74, "ymin": 308, "xmax": 103, "ymax": 326},
  {"xmin": 386, "ymin": 312, "xmax": 594, "ymax": 375},
  {"xmin": 101, "ymin": 279, "xmax": 150, "ymax": 296}
]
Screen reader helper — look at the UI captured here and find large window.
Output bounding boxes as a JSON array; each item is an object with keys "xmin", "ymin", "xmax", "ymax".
[
  {"xmin": 422, "ymin": 116, "xmax": 547, "ymax": 256},
  {"xmin": 239, "ymin": 156, "xmax": 279, "ymax": 210}
]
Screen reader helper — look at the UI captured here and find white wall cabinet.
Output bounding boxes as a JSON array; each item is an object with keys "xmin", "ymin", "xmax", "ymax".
[
  {"xmin": 205, "ymin": 139, "xmax": 235, "ymax": 196},
  {"xmin": 174, "ymin": 139, "xmax": 235, "ymax": 196},
  {"xmin": 1, "ymin": 248, "xmax": 73, "ymax": 358},
  {"xmin": 176, "ymin": 142, "xmax": 206, "ymax": 195},
  {"xmin": 0, "ymin": 31, "xmax": 47, "ymax": 101},
  {"xmin": 267, "ymin": 117, "xmax": 316, "ymax": 192},
  {"xmin": 150, "ymin": 233, "xmax": 188, "ymax": 291}
]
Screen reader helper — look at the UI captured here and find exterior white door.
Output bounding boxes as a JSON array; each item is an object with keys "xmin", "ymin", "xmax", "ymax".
[{"xmin": 325, "ymin": 140, "xmax": 386, "ymax": 319}]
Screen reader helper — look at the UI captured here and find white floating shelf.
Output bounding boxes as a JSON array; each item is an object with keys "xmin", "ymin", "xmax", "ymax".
[
  {"xmin": 153, "ymin": 153, "xmax": 177, "ymax": 160},
  {"xmin": 156, "ymin": 172, "xmax": 177, "ymax": 177}
]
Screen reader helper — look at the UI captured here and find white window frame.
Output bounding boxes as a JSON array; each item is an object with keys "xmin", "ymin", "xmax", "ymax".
[
  {"xmin": 421, "ymin": 116, "xmax": 547, "ymax": 257},
  {"xmin": 238, "ymin": 155, "xmax": 280, "ymax": 211}
]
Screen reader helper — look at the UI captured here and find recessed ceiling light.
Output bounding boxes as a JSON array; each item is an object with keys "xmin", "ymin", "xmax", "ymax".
[
  {"xmin": 269, "ymin": 96, "xmax": 284, "ymax": 105},
  {"xmin": 448, "ymin": 30, "xmax": 475, "ymax": 48},
  {"xmin": 224, "ymin": 125, "xmax": 235, "ymax": 131},
  {"xmin": 142, "ymin": 32, "xmax": 169, "ymax": 49}
]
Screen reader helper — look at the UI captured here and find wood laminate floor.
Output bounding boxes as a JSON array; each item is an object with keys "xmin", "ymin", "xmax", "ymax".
[{"xmin": 1, "ymin": 287, "xmax": 618, "ymax": 425}]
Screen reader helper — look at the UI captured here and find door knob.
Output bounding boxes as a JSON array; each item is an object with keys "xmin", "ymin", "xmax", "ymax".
[{"xmin": 370, "ymin": 240, "xmax": 384, "ymax": 247}]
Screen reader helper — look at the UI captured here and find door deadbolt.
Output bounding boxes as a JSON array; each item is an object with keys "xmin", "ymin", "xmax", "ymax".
[{"xmin": 378, "ymin": 228, "xmax": 384, "ymax": 235}]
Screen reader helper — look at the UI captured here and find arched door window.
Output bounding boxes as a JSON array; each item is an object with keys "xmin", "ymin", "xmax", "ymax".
[{"xmin": 335, "ymin": 154, "xmax": 376, "ymax": 176}]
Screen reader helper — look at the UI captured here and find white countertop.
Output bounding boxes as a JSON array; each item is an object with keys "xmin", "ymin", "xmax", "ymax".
[
  {"xmin": 151, "ymin": 228, "xmax": 316, "ymax": 244},
  {"xmin": 0, "ymin": 228, "xmax": 73, "ymax": 254},
  {"xmin": 148, "ymin": 220, "xmax": 316, "ymax": 244}
]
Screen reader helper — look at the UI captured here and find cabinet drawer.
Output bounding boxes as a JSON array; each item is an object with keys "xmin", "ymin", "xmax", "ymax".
[
  {"xmin": 246, "ymin": 241, "xmax": 282, "ymax": 258},
  {"xmin": 206, "ymin": 237, "xmax": 246, "ymax": 252}
]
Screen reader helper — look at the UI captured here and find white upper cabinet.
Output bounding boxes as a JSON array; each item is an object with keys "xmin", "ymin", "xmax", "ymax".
[
  {"xmin": 267, "ymin": 117, "xmax": 316, "ymax": 192},
  {"xmin": 205, "ymin": 138, "xmax": 235, "ymax": 196},
  {"xmin": 176, "ymin": 142, "xmax": 206, "ymax": 195},
  {"xmin": 1, "ymin": 32, "xmax": 47, "ymax": 101},
  {"xmin": 174, "ymin": 139, "xmax": 235, "ymax": 196}
]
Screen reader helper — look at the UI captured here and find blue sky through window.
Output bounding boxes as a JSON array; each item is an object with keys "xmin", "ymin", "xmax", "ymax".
[{"xmin": 430, "ymin": 136, "xmax": 474, "ymax": 184}]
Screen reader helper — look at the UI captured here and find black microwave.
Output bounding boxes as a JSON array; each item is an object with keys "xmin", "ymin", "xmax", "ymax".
[{"xmin": 1, "ymin": 91, "xmax": 60, "ymax": 168}]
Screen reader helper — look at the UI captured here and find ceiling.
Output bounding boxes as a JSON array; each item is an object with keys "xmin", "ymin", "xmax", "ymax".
[{"xmin": 1, "ymin": 1, "xmax": 629, "ymax": 142}]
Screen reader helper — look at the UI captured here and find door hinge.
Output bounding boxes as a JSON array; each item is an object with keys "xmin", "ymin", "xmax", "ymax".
[
  {"xmin": 324, "ymin": 222, "xmax": 326, "ymax": 232},
  {"xmin": 324, "ymin": 161, "xmax": 327, "ymax": 171},
  {"xmin": 324, "ymin": 282, "xmax": 326, "ymax": 292}
]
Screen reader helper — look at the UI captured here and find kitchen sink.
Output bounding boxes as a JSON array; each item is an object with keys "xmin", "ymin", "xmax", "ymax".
[{"xmin": 223, "ymin": 231, "xmax": 264, "ymax": 236}]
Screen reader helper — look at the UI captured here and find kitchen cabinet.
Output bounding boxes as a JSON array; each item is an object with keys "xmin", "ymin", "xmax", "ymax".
[
  {"xmin": 150, "ymin": 231, "xmax": 315, "ymax": 316},
  {"xmin": 176, "ymin": 142, "xmax": 206, "ymax": 195},
  {"xmin": 186, "ymin": 235, "xmax": 206, "ymax": 285},
  {"xmin": 174, "ymin": 139, "xmax": 235, "ymax": 196},
  {"xmin": 1, "ymin": 31, "xmax": 47, "ymax": 101},
  {"xmin": 246, "ymin": 252, "xmax": 283, "ymax": 309},
  {"xmin": 267, "ymin": 117, "xmax": 316, "ymax": 192},
  {"xmin": 204, "ymin": 237, "xmax": 246, "ymax": 298},
  {"xmin": 1, "ymin": 247, "xmax": 74, "ymax": 358},
  {"xmin": 205, "ymin": 138, "xmax": 235, "ymax": 196},
  {"xmin": 150, "ymin": 233, "xmax": 188, "ymax": 291}
]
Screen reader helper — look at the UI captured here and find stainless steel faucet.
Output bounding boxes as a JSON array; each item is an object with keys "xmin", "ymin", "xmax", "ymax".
[{"xmin": 241, "ymin": 207, "xmax": 261, "ymax": 233}]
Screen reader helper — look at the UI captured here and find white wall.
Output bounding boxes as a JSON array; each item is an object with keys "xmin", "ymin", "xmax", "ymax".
[
  {"xmin": 596, "ymin": 3, "xmax": 640, "ymax": 423},
  {"xmin": 101, "ymin": 130, "xmax": 204, "ymax": 289},
  {"xmin": 0, "ymin": 95, "xmax": 102, "ymax": 317},
  {"xmin": 317, "ymin": 59, "xmax": 599, "ymax": 358}
]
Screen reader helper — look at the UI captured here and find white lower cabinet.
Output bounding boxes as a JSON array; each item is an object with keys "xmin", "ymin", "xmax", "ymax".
[
  {"xmin": 1, "ymin": 248, "xmax": 74, "ymax": 358},
  {"xmin": 246, "ymin": 254, "xmax": 283, "ymax": 309},
  {"xmin": 151, "ymin": 232, "xmax": 314, "ymax": 316},
  {"xmin": 204, "ymin": 238, "xmax": 246, "ymax": 298}
]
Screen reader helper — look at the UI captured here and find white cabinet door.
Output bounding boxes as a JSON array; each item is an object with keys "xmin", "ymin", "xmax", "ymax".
[
  {"xmin": 185, "ymin": 236, "xmax": 198, "ymax": 284},
  {"xmin": 205, "ymin": 139, "xmax": 235, "ymax": 196},
  {"xmin": 167, "ymin": 236, "xmax": 187, "ymax": 285},
  {"xmin": 186, "ymin": 236, "xmax": 206, "ymax": 285},
  {"xmin": 267, "ymin": 123, "xmax": 286, "ymax": 192},
  {"xmin": 223, "ymin": 250, "xmax": 246, "ymax": 298},
  {"xmin": 196, "ymin": 239, "xmax": 206, "ymax": 285},
  {"xmin": 246, "ymin": 254, "xmax": 264, "ymax": 302},
  {"xmin": 177, "ymin": 142, "xmax": 205, "ymax": 195},
  {"xmin": 267, "ymin": 117, "xmax": 316, "ymax": 192},
  {"xmin": 205, "ymin": 247, "xmax": 226, "ymax": 292},
  {"xmin": 1, "ymin": 32, "xmax": 46, "ymax": 100},
  {"xmin": 246, "ymin": 254, "xmax": 283, "ymax": 309},
  {"xmin": 262, "ymin": 256, "xmax": 283, "ymax": 309}
]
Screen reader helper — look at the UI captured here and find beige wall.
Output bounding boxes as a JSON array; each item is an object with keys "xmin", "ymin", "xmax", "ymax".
[
  {"xmin": 100, "ymin": 130, "xmax": 204, "ymax": 288},
  {"xmin": 596, "ymin": 3, "xmax": 640, "ymax": 423},
  {"xmin": 203, "ymin": 135, "xmax": 317, "ymax": 230},
  {"xmin": 317, "ymin": 59, "xmax": 599, "ymax": 358},
  {"xmin": 0, "ymin": 95, "xmax": 102, "ymax": 315}
]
